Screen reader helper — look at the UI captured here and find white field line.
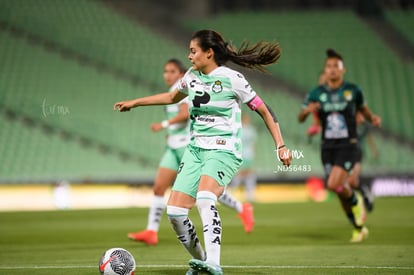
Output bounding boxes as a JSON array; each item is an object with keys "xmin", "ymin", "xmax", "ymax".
[{"xmin": 0, "ymin": 264, "xmax": 413, "ymax": 270}]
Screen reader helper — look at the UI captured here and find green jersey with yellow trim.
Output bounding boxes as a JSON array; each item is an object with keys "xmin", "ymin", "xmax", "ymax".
[
  {"xmin": 302, "ymin": 81, "xmax": 365, "ymax": 148},
  {"xmin": 177, "ymin": 66, "xmax": 256, "ymax": 158}
]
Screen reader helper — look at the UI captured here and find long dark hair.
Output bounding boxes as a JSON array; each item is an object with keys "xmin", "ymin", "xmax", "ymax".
[{"xmin": 191, "ymin": 29, "xmax": 281, "ymax": 73}]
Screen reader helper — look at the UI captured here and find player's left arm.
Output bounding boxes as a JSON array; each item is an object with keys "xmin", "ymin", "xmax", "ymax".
[
  {"xmin": 355, "ymin": 88, "xmax": 381, "ymax": 128},
  {"xmin": 359, "ymin": 105, "xmax": 381, "ymax": 128},
  {"xmin": 249, "ymin": 98, "xmax": 291, "ymax": 167},
  {"xmin": 366, "ymin": 131, "xmax": 380, "ymax": 159},
  {"xmin": 233, "ymin": 74, "xmax": 291, "ymax": 166}
]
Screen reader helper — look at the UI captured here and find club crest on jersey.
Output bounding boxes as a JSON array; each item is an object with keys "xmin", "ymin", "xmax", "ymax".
[
  {"xmin": 343, "ymin": 90, "xmax": 353, "ymax": 101},
  {"xmin": 212, "ymin": 80, "xmax": 223, "ymax": 93},
  {"xmin": 216, "ymin": 138, "xmax": 226, "ymax": 145}
]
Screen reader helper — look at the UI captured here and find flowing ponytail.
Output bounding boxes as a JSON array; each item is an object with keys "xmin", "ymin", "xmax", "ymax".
[{"xmin": 191, "ymin": 29, "xmax": 281, "ymax": 73}]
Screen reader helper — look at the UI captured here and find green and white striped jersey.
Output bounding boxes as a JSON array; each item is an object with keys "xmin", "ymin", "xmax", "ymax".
[
  {"xmin": 166, "ymin": 81, "xmax": 190, "ymax": 149},
  {"xmin": 177, "ymin": 66, "xmax": 256, "ymax": 158}
]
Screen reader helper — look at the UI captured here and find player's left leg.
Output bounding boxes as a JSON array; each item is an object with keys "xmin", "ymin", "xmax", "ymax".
[
  {"xmin": 244, "ymin": 172, "xmax": 257, "ymax": 202},
  {"xmin": 327, "ymin": 166, "xmax": 367, "ymax": 242},
  {"xmin": 168, "ymin": 145, "xmax": 208, "ymax": 273},
  {"xmin": 189, "ymin": 150, "xmax": 241, "ymax": 274},
  {"xmin": 167, "ymin": 197, "xmax": 205, "ymax": 260},
  {"xmin": 195, "ymin": 184, "xmax": 223, "ymax": 274},
  {"xmin": 218, "ymin": 190, "xmax": 254, "ymax": 233}
]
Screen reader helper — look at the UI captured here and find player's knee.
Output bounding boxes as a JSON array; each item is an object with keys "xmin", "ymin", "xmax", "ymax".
[
  {"xmin": 326, "ymin": 181, "xmax": 343, "ymax": 193},
  {"xmin": 348, "ymin": 176, "xmax": 359, "ymax": 189},
  {"xmin": 333, "ymin": 185, "xmax": 344, "ymax": 194},
  {"xmin": 153, "ymin": 184, "xmax": 168, "ymax": 196},
  {"xmin": 196, "ymin": 191, "xmax": 217, "ymax": 210},
  {"xmin": 166, "ymin": 205, "xmax": 189, "ymax": 222}
]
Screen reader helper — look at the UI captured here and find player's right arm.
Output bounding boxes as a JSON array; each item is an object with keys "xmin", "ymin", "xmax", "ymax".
[
  {"xmin": 151, "ymin": 102, "xmax": 189, "ymax": 132},
  {"xmin": 113, "ymin": 89, "xmax": 187, "ymax": 112},
  {"xmin": 298, "ymin": 89, "xmax": 320, "ymax": 123},
  {"xmin": 298, "ymin": 103, "xmax": 321, "ymax": 123}
]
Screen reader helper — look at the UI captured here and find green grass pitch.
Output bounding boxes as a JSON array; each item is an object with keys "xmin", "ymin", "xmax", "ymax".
[{"xmin": 0, "ymin": 197, "xmax": 413, "ymax": 274}]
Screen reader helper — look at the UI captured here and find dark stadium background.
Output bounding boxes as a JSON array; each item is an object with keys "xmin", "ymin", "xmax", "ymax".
[{"xmin": 0, "ymin": 0, "xmax": 413, "ymax": 210}]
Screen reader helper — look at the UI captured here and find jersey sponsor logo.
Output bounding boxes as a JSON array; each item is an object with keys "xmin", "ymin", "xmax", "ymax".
[
  {"xmin": 216, "ymin": 138, "xmax": 226, "ymax": 145},
  {"xmin": 189, "ymin": 79, "xmax": 210, "ymax": 89},
  {"xmin": 197, "ymin": 116, "xmax": 215, "ymax": 123},
  {"xmin": 343, "ymin": 90, "xmax": 353, "ymax": 101},
  {"xmin": 211, "ymin": 80, "xmax": 223, "ymax": 93},
  {"xmin": 192, "ymin": 90, "xmax": 211, "ymax": 107},
  {"xmin": 322, "ymin": 102, "xmax": 348, "ymax": 112},
  {"xmin": 324, "ymin": 112, "xmax": 349, "ymax": 139}
]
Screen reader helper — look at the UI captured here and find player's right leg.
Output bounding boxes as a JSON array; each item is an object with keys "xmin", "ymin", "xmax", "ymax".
[{"xmin": 167, "ymin": 146, "xmax": 207, "ymax": 271}]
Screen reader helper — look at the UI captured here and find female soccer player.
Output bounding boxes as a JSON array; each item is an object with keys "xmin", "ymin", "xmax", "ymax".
[
  {"xmin": 128, "ymin": 59, "xmax": 255, "ymax": 245},
  {"xmin": 126, "ymin": 58, "xmax": 189, "ymax": 245},
  {"xmin": 229, "ymin": 114, "xmax": 258, "ymax": 202},
  {"xmin": 298, "ymin": 49, "xmax": 381, "ymax": 243},
  {"xmin": 115, "ymin": 29, "xmax": 291, "ymax": 275}
]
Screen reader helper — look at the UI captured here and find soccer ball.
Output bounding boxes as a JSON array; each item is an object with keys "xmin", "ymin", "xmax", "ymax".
[{"xmin": 99, "ymin": 248, "xmax": 136, "ymax": 275}]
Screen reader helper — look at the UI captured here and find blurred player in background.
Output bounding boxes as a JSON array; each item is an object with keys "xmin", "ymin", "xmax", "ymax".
[
  {"xmin": 298, "ymin": 49, "xmax": 381, "ymax": 243},
  {"xmin": 308, "ymin": 72, "xmax": 377, "ymax": 212},
  {"xmin": 127, "ymin": 58, "xmax": 189, "ymax": 246},
  {"xmin": 127, "ymin": 58, "xmax": 254, "ymax": 247},
  {"xmin": 229, "ymin": 113, "xmax": 258, "ymax": 202},
  {"xmin": 53, "ymin": 180, "xmax": 70, "ymax": 210},
  {"xmin": 115, "ymin": 29, "xmax": 291, "ymax": 275}
]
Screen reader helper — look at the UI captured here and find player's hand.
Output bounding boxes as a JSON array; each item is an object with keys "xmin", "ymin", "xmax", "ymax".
[
  {"xmin": 151, "ymin": 123, "xmax": 163, "ymax": 132},
  {"xmin": 278, "ymin": 147, "xmax": 292, "ymax": 167},
  {"xmin": 307, "ymin": 125, "xmax": 321, "ymax": 136},
  {"xmin": 371, "ymin": 115, "xmax": 381, "ymax": 128},
  {"xmin": 113, "ymin": 100, "xmax": 134, "ymax": 112}
]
